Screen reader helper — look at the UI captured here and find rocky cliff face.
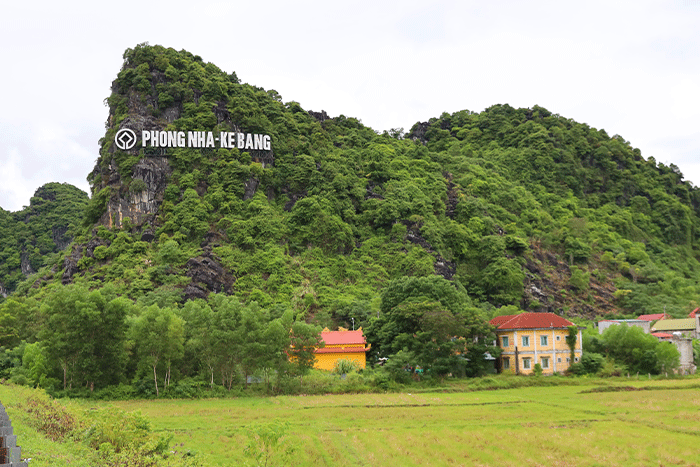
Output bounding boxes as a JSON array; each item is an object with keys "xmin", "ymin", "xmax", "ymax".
[
  {"xmin": 102, "ymin": 157, "xmax": 172, "ymax": 230},
  {"xmin": 90, "ymin": 86, "xmax": 177, "ymax": 231}
]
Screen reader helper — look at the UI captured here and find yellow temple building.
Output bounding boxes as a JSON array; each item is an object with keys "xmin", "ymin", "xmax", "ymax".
[{"xmin": 314, "ymin": 328, "xmax": 371, "ymax": 371}]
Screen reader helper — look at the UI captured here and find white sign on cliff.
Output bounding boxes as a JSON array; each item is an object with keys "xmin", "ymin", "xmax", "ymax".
[{"xmin": 114, "ymin": 128, "xmax": 272, "ymax": 151}]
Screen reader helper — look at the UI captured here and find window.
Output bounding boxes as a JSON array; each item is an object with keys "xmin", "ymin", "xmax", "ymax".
[
  {"xmin": 575, "ymin": 357, "xmax": 579, "ymax": 362},
  {"xmin": 557, "ymin": 358, "xmax": 562, "ymax": 363},
  {"xmin": 523, "ymin": 358, "xmax": 531, "ymax": 369},
  {"xmin": 556, "ymin": 335, "xmax": 560, "ymax": 341},
  {"xmin": 540, "ymin": 335, "xmax": 548, "ymax": 346},
  {"xmin": 501, "ymin": 336, "xmax": 509, "ymax": 347},
  {"xmin": 541, "ymin": 357, "xmax": 549, "ymax": 369},
  {"xmin": 522, "ymin": 335, "xmax": 530, "ymax": 347},
  {"xmin": 502, "ymin": 357, "xmax": 510, "ymax": 369},
  {"xmin": 566, "ymin": 357, "xmax": 570, "ymax": 363}
]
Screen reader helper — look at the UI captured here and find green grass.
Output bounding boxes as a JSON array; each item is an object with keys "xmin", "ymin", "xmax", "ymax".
[
  {"xmin": 0, "ymin": 385, "xmax": 96, "ymax": 466},
  {"xmin": 98, "ymin": 377, "xmax": 700, "ymax": 466},
  {"xmin": 4, "ymin": 377, "xmax": 700, "ymax": 466}
]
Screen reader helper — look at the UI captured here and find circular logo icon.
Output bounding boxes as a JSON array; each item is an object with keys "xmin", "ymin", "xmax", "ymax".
[{"xmin": 115, "ymin": 128, "xmax": 137, "ymax": 150}]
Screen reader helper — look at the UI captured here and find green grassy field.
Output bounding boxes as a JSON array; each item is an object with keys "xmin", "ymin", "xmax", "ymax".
[
  {"xmin": 91, "ymin": 378, "xmax": 700, "ymax": 467},
  {"xmin": 2, "ymin": 378, "xmax": 699, "ymax": 466}
]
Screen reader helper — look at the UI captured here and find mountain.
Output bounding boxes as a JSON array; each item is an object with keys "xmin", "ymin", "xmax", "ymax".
[
  {"xmin": 0, "ymin": 183, "xmax": 88, "ymax": 296},
  {"xmin": 1, "ymin": 43, "xmax": 700, "ymax": 391},
  {"xmin": 5, "ymin": 43, "xmax": 700, "ymax": 322}
]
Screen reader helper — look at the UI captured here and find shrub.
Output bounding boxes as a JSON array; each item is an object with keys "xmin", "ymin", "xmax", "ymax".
[
  {"xmin": 580, "ymin": 352, "xmax": 605, "ymax": 374},
  {"xmin": 533, "ymin": 363, "xmax": 543, "ymax": 376},
  {"xmin": 129, "ymin": 179, "xmax": 148, "ymax": 194},
  {"xmin": 23, "ymin": 393, "xmax": 80, "ymax": 441},
  {"xmin": 333, "ymin": 359, "xmax": 360, "ymax": 375},
  {"xmin": 598, "ymin": 359, "xmax": 628, "ymax": 377}
]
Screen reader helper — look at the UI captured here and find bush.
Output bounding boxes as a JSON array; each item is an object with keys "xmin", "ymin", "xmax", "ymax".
[
  {"xmin": 94, "ymin": 383, "xmax": 136, "ymax": 400},
  {"xmin": 23, "ymin": 393, "xmax": 80, "ymax": 441},
  {"xmin": 598, "ymin": 359, "xmax": 628, "ymax": 377},
  {"xmin": 333, "ymin": 359, "xmax": 360, "ymax": 375},
  {"xmin": 533, "ymin": 363, "xmax": 543, "ymax": 376},
  {"xmin": 580, "ymin": 352, "xmax": 605, "ymax": 374},
  {"xmin": 129, "ymin": 179, "xmax": 148, "ymax": 194},
  {"xmin": 370, "ymin": 370, "xmax": 400, "ymax": 391}
]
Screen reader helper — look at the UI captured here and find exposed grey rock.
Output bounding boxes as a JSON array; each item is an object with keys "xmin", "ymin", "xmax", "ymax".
[
  {"xmin": 61, "ymin": 244, "xmax": 83, "ymax": 285},
  {"xmin": 308, "ymin": 109, "xmax": 330, "ymax": 122},
  {"xmin": 141, "ymin": 229, "xmax": 155, "ymax": 242},
  {"xmin": 402, "ymin": 221, "xmax": 456, "ymax": 280},
  {"xmin": 184, "ymin": 253, "xmax": 234, "ymax": 300},
  {"xmin": 84, "ymin": 237, "xmax": 109, "ymax": 258},
  {"xmin": 19, "ymin": 252, "xmax": 34, "ymax": 276},
  {"xmin": 51, "ymin": 225, "xmax": 71, "ymax": 250},
  {"xmin": 243, "ymin": 176, "xmax": 259, "ymax": 200},
  {"xmin": 99, "ymin": 156, "xmax": 172, "ymax": 229},
  {"xmin": 407, "ymin": 121, "xmax": 429, "ymax": 143}
]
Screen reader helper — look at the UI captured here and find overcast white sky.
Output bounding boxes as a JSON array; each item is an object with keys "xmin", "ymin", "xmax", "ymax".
[{"xmin": 1, "ymin": 0, "xmax": 699, "ymax": 211}]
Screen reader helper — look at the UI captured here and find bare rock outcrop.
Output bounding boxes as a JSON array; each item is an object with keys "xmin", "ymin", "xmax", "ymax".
[
  {"xmin": 61, "ymin": 244, "xmax": 83, "ymax": 285},
  {"xmin": 183, "ymin": 253, "xmax": 235, "ymax": 301}
]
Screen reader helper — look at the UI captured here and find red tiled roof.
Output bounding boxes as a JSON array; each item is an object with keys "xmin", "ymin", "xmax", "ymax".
[
  {"xmin": 638, "ymin": 313, "xmax": 665, "ymax": 321},
  {"xmin": 489, "ymin": 315, "xmax": 514, "ymax": 327},
  {"xmin": 321, "ymin": 329, "xmax": 367, "ymax": 346},
  {"xmin": 489, "ymin": 312, "xmax": 575, "ymax": 330},
  {"xmin": 689, "ymin": 308, "xmax": 699, "ymax": 319},
  {"xmin": 651, "ymin": 332, "xmax": 674, "ymax": 339}
]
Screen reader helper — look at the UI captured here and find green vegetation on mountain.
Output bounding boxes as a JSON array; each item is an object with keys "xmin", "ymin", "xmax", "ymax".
[
  {"xmin": 1, "ymin": 43, "xmax": 699, "ymax": 396},
  {"xmin": 0, "ymin": 183, "xmax": 88, "ymax": 293}
]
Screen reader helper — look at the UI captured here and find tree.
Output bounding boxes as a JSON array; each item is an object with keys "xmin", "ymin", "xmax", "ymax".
[
  {"xmin": 209, "ymin": 295, "xmax": 243, "ymax": 390},
  {"xmin": 287, "ymin": 318, "xmax": 324, "ymax": 386},
  {"xmin": 40, "ymin": 285, "xmax": 129, "ymax": 390},
  {"xmin": 22, "ymin": 342, "xmax": 48, "ymax": 388},
  {"xmin": 598, "ymin": 324, "xmax": 679, "ymax": 374},
  {"xmin": 130, "ymin": 305, "xmax": 184, "ymax": 396},
  {"xmin": 237, "ymin": 303, "xmax": 269, "ymax": 387},
  {"xmin": 178, "ymin": 299, "xmax": 216, "ymax": 387},
  {"xmin": 476, "ymin": 257, "xmax": 525, "ymax": 305},
  {"xmin": 260, "ymin": 312, "xmax": 294, "ymax": 392},
  {"xmin": 366, "ymin": 275, "xmax": 495, "ymax": 379}
]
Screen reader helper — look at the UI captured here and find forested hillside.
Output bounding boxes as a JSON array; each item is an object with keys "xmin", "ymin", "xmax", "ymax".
[
  {"xmin": 2, "ymin": 43, "xmax": 699, "ymax": 394},
  {"xmin": 0, "ymin": 183, "xmax": 88, "ymax": 295}
]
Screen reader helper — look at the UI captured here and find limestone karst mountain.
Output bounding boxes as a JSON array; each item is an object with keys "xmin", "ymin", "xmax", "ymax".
[{"xmin": 4, "ymin": 43, "xmax": 700, "ymax": 324}]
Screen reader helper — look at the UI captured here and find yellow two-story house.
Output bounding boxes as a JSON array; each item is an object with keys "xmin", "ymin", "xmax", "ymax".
[{"xmin": 490, "ymin": 312, "xmax": 582, "ymax": 375}]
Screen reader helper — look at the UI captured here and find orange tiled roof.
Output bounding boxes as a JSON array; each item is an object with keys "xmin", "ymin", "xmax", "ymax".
[
  {"xmin": 489, "ymin": 312, "xmax": 574, "ymax": 330},
  {"xmin": 321, "ymin": 329, "xmax": 367, "ymax": 346}
]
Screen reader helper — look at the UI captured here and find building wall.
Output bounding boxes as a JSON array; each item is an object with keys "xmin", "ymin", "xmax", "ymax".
[
  {"xmin": 496, "ymin": 328, "xmax": 582, "ymax": 375},
  {"xmin": 314, "ymin": 351, "xmax": 366, "ymax": 371},
  {"xmin": 674, "ymin": 338, "xmax": 696, "ymax": 375},
  {"xmin": 598, "ymin": 320, "xmax": 650, "ymax": 335}
]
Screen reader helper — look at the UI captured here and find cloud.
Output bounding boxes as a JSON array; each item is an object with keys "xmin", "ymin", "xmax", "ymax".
[
  {"xmin": 1, "ymin": 0, "xmax": 700, "ymax": 207},
  {"xmin": 0, "ymin": 119, "xmax": 92, "ymax": 211}
]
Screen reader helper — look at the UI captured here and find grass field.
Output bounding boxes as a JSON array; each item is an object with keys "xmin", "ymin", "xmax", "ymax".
[{"xmin": 85, "ymin": 378, "xmax": 700, "ymax": 467}]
